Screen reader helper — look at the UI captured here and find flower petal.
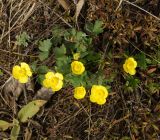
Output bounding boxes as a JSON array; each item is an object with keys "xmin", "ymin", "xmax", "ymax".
[
  {"xmin": 74, "ymin": 86, "xmax": 86, "ymax": 99},
  {"xmin": 97, "ymin": 98, "xmax": 106, "ymax": 105},
  {"xmin": 128, "ymin": 68, "xmax": 136, "ymax": 75},
  {"xmin": 19, "ymin": 76, "xmax": 28, "ymax": 83},
  {"xmin": 45, "ymin": 72, "xmax": 55, "ymax": 79},
  {"xmin": 43, "ymin": 79, "xmax": 51, "ymax": 88},
  {"xmin": 12, "ymin": 65, "xmax": 21, "ymax": 79},
  {"xmin": 55, "ymin": 73, "xmax": 63, "ymax": 80},
  {"xmin": 128, "ymin": 57, "xmax": 137, "ymax": 68},
  {"xmin": 123, "ymin": 64, "xmax": 128, "ymax": 73},
  {"xmin": 20, "ymin": 62, "xmax": 32, "ymax": 76},
  {"xmin": 71, "ymin": 61, "xmax": 85, "ymax": 75},
  {"xmin": 51, "ymin": 80, "xmax": 63, "ymax": 91}
]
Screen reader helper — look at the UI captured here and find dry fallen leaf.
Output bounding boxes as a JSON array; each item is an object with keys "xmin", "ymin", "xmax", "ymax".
[
  {"xmin": 2, "ymin": 77, "xmax": 35, "ymax": 100},
  {"xmin": 58, "ymin": 0, "xmax": 70, "ymax": 11},
  {"xmin": 34, "ymin": 87, "xmax": 54, "ymax": 101},
  {"xmin": 147, "ymin": 67, "xmax": 157, "ymax": 74},
  {"xmin": 2, "ymin": 77, "xmax": 24, "ymax": 100},
  {"xmin": 25, "ymin": 79, "xmax": 34, "ymax": 93},
  {"xmin": 75, "ymin": 0, "xmax": 84, "ymax": 22},
  {"xmin": 24, "ymin": 128, "xmax": 32, "ymax": 140}
]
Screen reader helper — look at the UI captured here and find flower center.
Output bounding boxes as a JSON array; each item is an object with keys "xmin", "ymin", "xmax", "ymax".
[
  {"xmin": 51, "ymin": 77, "xmax": 59, "ymax": 86},
  {"xmin": 98, "ymin": 90, "xmax": 105, "ymax": 97},
  {"xmin": 19, "ymin": 68, "xmax": 27, "ymax": 77},
  {"xmin": 74, "ymin": 64, "xmax": 81, "ymax": 71},
  {"xmin": 127, "ymin": 61, "xmax": 134, "ymax": 69},
  {"xmin": 78, "ymin": 88, "xmax": 84, "ymax": 94}
]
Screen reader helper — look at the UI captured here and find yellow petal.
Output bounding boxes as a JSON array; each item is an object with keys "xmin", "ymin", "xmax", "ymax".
[
  {"xmin": 74, "ymin": 86, "xmax": 86, "ymax": 99},
  {"xmin": 19, "ymin": 76, "xmax": 28, "ymax": 83},
  {"xmin": 45, "ymin": 72, "xmax": 55, "ymax": 79},
  {"xmin": 12, "ymin": 65, "xmax": 21, "ymax": 79},
  {"xmin": 90, "ymin": 90, "xmax": 99, "ymax": 103},
  {"xmin": 97, "ymin": 98, "xmax": 106, "ymax": 105},
  {"xmin": 123, "ymin": 64, "xmax": 129, "ymax": 73},
  {"xmin": 51, "ymin": 80, "xmax": 63, "ymax": 91},
  {"xmin": 99, "ymin": 86, "xmax": 108, "ymax": 98},
  {"xmin": 43, "ymin": 79, "xmax": 51, "ymax": 88},
  {"xmin": 90, "ymin": 94, "xmax": 97, "ymax": 103},
  {"xmin": 20, "ymin": 62, "xmax": 32, "ymax": 77},
  {"xmin": 128, "ymin": 57, "xmax": 137, "ymax": 68},
  {"xmin": 123, "ymin": 57, "xmax": 137, "ymax": 75},
  {"xmin": 91, "ymin": 85, "xmax": 108, "ymax": 98},
  {"xmin": 55, "ymin": 73, "xmax": 63, "ymax": 80},
  {"xmin": 90, "ymin": 85, "xmax": 108, "ymax": 105},
  {"xmin": 71, "ymin": 61, "xmax": 85, "ymax": 75},
  {"xmin": 128, "ymin": 68, "xmax": 136, "ymax": 75}
]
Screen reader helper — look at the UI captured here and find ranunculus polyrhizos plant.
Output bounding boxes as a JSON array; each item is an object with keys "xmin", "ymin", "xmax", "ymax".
[
  {"xmin": 71, "ymin": 61, "xmax": 85, "ymax": 75},
  {"xmin": 12, "ymin": 62, "xmax": 32, "ymax": 83},
  {"xmin": 43, "ymin": 72, "xmax": 64, "ymax": 92},
  {"xmin": 123, "ymin": 57, "xmax": 137, "ymax": 75},
  {"xmin": 90, "ymin": 85, "xmax": 109, "ymax": 105},
  {"xmin": 74, "ymin": 86, "xmax": 86, "ymax": 99}
]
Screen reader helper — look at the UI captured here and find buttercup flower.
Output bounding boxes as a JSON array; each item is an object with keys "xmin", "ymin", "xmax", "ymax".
[
  {"xmin": 123, "ymin": 57, "xmax": 137, "ymax": 75},
  {"xmin": 71, "ymin": 61, "xmax": 85, "ymax": 75},
  {"xmin": 43, "ymin": 72, "xmax": 63, "ymax": 92},
  {"xmin": 74, "ymin": 86, "xmax": 86, "ymax": 99},
  {"xmin": 90, "ymin": 85, "xmax": 108, "ymax": 105},
  {"xmin": 73, "ymin": 53, "xmax": 80, "ymax": 60},
  {"xmin": 12, "ymin": 62, "xmax": 32, "ymax": 83}
]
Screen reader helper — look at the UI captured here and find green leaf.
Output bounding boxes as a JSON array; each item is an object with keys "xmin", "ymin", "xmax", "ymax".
[
  {"xmin": 75, "ymin": 31, "xmax": 86, "ymax": 42},
  {"xmin": 16, "ymin": 32, "xmax": 30, "ymax": 47},
  {"xmin": 30, "ymin": 61, "xmax": 37, "ymax": 72},
  {"xmin": 37, "ymin": 65, "xmax": 49, "ymax": 74},
  {"xmin": 135, "ymin": 53, "xmax": 147, "ymax": 70},
  {"xmin": 126, "ymin": 76, "xmax": 140, "ymax": 89},
  {"xmin": 85, "ymin": 20, "xmax": 104, "ymax": 35},
  {"xmin": 66, "ymin": 74, "xmax": 83, "ymax": 87},
  {"xmin": 54, "ymin": 44, "xmax": 66, "ymax": 58},
  {"xmin": 52, "ymin": 25, "xmax": 65, "ymax": 37},
  {"xmin": 39, "ymin": 39, "xmax": 52, "ymax": 52},
  {"xmin": 10, "ymin": 119, "xmax": 20, "ymax": 140},
  {"xmin": 0, "ymin": 120, "xmax": 12, "ymax": 131},
  {"xmin": 52, "ymin": 25, "xmax": 65, "ymax": 46},
  {"xmin": 37, "ymin": 74, "xmax": 45, "ymax": 85},
  {"xmin": 0, "ymin": 69, "xmax": 3, "ymax": 76},
  {"xmin": 18, "ymin": 100, "xmax": 46, "ymax": 123},
  {"xmin": 92, "ymin": 20, "xmax": 104, "ymax": 35},
  {"xmin": 55, "ymin": 56, "xmax": 71, "ymax": 74},
  {"xmin": 39, "ymin": 51, "xmax": 49, "ymax": 61}
]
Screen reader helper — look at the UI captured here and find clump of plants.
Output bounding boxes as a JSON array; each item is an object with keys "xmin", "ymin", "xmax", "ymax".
[{"xmin": 1, "ymin": 20, "xmax": 156, "ymax": 139}]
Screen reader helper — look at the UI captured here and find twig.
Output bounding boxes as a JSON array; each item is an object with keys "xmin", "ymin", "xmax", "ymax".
[
  {"xmin": 39, "ymin": 0, "xmax": 72, "ymax": 28},
  {"xmin": 0, "ymin": 48, "xmax": 38, "ymax": 58},
  {"xmin": 116, "ymin": 0, "xmax": 123, "ymax": 11},
  {"xmin": 123, "ymin": 0, "xmax": 160, "ymax": 21},
  {"xmin": 127, "ymin": 39, "xmax": 160, "ymax": 64}
]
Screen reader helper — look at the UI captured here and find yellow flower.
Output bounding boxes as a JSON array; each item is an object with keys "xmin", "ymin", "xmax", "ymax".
[
  {"xmin": 43, "ymin": 71, "xmax": 63, "ymax": 92},
  {"xmin": 123, "ymin": 57, "xmax": 137, "ymax": 75},
  {"xmin": 12, "ymin": 62, "xmax": 32, "ymax": 83},
  {"xmin": 74, "ymin": 86, "xmax": 86, "ymax": 99},
  {"xmin": 73, "ymin": 53, "xmax": 80, "ymax": 60},
  {"xmin": 71, "ymin": 61, "xmax": 85, "ymax": 75},
  {"xmin": 90, "ymin": 85, "xmax": 108, "ymax": 105}
]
